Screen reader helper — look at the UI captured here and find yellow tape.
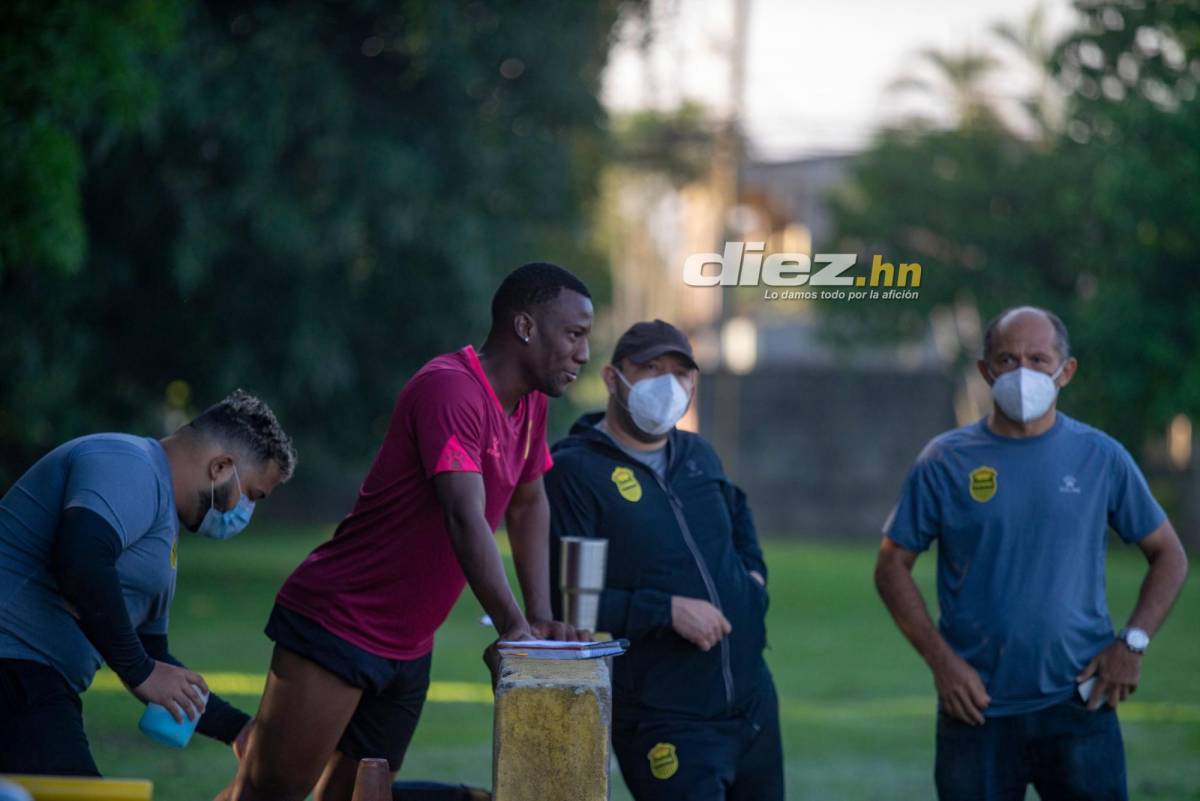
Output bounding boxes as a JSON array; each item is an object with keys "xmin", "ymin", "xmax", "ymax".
[{"xmin": 2, "ymin": 775, "xmax": 152, "ymax": 801}]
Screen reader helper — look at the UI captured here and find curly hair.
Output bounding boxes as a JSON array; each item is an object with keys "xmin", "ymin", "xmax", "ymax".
[{"xmin": 189, "ymin": 389, "xmax": 297, "ymax": 481}]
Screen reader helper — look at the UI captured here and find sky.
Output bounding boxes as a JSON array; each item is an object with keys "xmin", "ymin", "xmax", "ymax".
[{"xmin": 602, "ymin": 0, "xmax": 1078, "ymax": 159}]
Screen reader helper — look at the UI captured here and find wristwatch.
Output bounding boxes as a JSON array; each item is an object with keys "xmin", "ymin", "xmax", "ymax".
[{"xmin": 1119, "ymin": 627, "xmax": 1150, "ymax": 654}]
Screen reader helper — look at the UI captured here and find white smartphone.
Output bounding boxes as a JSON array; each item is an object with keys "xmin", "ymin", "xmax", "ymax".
[{"xmin": 1077, "ymin": 676, "xmax": 1109, "ymax": 707}]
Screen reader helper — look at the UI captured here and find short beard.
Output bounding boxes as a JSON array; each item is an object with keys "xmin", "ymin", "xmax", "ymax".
[
  {"xmin": 190, "ymin": 476, "xmax": 238, "ymax": 531},
  {"xmin": 542, "ymin": 375, "xmax": 566, "ymax": 398},
  {"xmin": 188, "ymin": 488, "xmax": 209, "ymax": 532}
]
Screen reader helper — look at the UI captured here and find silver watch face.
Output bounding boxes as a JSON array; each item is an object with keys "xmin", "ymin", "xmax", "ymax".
[{"xmin": 1125, "ymin": 628, "xmax": 1150, "ymax": 651}]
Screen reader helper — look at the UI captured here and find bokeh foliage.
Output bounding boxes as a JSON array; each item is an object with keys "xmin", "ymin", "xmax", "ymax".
[
  {"xmin": 828, "ymin": 0, "xmax": 1200, "ymax": 450},
  {"xmin": 2, "ymin": 1, "xmax": 629, "ymax": 493}
]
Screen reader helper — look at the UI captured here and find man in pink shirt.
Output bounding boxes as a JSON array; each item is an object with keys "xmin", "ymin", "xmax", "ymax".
[{"xmin": 221, "ymin": 263, "xmax": 593, "ymax": 801}]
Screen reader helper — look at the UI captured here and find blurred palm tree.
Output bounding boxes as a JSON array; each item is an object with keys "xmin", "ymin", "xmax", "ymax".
[
  {"xmin": 991, "ymin": 2, "xmax": 1063, "ymax": 138},
  {"xmin": 889, "ymin": 47, "xmax": 1004, "ymax": 129},
  {"xmin": 892, "ymin": 47, "xmax": 1003, "ymax": 128}
]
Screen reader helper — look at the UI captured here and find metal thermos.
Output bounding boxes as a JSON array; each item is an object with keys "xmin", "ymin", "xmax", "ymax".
[{"xmin": 558, "ymin": 536, "xmax": 608, "ymax": 631}]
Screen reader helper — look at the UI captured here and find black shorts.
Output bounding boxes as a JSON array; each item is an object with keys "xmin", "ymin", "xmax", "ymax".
[
  {"xmin": 0, "ymin": 658, "xmax": 100, "ymax": 776},
  {"xmin": 265, "ymin": 604, "xmax": 432, "ymax": 771}
]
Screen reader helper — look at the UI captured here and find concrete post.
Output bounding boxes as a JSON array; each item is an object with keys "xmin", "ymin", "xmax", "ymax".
[{"xmin": 492, "ymin": 656, "xmax": 612, "ymax": 801}]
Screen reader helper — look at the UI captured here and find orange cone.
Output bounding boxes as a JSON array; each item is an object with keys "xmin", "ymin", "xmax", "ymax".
[{"xmin": 350, "ymin": 758, "xmax": 392, "ymax": 801}]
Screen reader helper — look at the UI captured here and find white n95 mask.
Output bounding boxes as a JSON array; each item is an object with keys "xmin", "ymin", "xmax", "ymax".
[
  {"xmin": 990, "ymin": 365, "xmax": 1064, "ymax": 423},
  {"xmin": 616, "ymin": 371, "xmax": 690, "ymax": 436}
]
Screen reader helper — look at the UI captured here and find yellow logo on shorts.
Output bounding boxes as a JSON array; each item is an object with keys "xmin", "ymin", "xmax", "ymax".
[
  {"xmin": 170, "ymin": 534, "xmax": 178, "ymax": 569},
  {"xmin": 648, "ymin": 742, "xmax": 678, "ymax": 780},
  {"xmin": 611, "ymin": 466, "xmax": 642, "ymax": 502},
  {"xmin": 969, "ymin": 466, "xmax": 997, "ymax": 503}
]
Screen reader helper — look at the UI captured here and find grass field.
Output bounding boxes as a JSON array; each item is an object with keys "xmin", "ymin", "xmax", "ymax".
[{"xmin": 82, "ymin": 527, "xmax": 1200, "ymax": 800}]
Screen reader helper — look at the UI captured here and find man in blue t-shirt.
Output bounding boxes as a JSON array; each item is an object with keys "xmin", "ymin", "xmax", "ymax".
[
  {"xmin": 876, "ymin": 306, "xmax": 1188, "ymax": 801},
  {"xmin": 0, "ymin": 390, "xmax": 295, "ymax": 776}
]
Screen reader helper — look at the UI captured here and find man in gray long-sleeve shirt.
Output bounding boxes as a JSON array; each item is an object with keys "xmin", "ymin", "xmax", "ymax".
[{"xmin": 0, "ymin": 389, "xmax": 295, "ymax": 775}]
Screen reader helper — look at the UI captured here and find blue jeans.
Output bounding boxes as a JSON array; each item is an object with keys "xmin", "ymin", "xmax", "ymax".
[{"xmin": 935, "ymin": 694, "xmax": 1127, "ymax": 801}]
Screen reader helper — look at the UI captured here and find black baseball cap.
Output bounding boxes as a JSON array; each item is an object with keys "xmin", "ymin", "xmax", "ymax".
[{"xmin": 611, "ymin": 319, "xmax": 697, "ymax": 369}]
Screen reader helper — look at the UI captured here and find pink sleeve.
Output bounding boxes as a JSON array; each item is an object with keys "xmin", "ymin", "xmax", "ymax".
[
  {"xmin": 411, "ymin": 373, "xmax": 486, "ymax": 478},
  {"xmin": 518, "ymin": 395, "xmax": 554, "ymax": 484}
]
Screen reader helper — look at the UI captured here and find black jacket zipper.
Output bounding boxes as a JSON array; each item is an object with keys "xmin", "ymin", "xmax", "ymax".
[
  {"xmin": 651, "ymin": 472, "xmax": 736, "ymax": 709},
  {"xmin": 587, "ymin": 431, "xmax": 737, "ymax": 710}
]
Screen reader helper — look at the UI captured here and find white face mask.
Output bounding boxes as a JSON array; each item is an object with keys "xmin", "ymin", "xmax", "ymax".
[
  {"xmin": 990, "ymin": 365, "xmax": 1065, "ymax": 423},
  {"xmin": 615, "ymin": 370, "xmax": 691, "ymax": 436}
]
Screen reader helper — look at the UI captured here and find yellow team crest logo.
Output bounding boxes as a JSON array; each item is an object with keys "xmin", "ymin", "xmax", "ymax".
[
  {"xmin": 969, "ymin": 466, "xmax": 998, "ymax": 503},
  {"xmin": 648, "ymin": 742, "xmax": 678, "ymax": 780},
  {"xmin": 611, "ymin": 466, "xmax": 642, "ymax": 502},
  {"xmin": 169, "ymin": 534, "xmax": 178, "ymax": 569}
]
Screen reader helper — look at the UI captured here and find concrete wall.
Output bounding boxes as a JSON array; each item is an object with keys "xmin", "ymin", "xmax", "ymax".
[{"xmin": 698, "ymin": 366, "xmax": 958, "ymax": 539}]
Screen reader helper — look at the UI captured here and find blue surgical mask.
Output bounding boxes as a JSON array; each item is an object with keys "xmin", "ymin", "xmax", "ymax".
[{"xmin": 198, "ymin": 465, "xmax": 255, "ymax": 540}]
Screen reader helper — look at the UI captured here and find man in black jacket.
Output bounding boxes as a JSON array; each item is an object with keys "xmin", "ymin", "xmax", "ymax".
[{"xmin": 545, "ymin": 320, "xmax": 782, "ymax": 801}]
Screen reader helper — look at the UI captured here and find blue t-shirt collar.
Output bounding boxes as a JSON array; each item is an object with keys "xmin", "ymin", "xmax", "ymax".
[{"xmin": 977, "ymin": 412, "xmax": 1065, "ymax": 445}]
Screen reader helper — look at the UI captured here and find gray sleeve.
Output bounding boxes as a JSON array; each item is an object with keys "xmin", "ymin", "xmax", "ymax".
[
  {"xmin": 883, "ymin": 458, "xmax": 943, "ymax": 552},
  {"xmin": 63, "ymin": 446, "xmax": 162, "ymax": 548},
  {"xmin": 1108, "ymin": 443, "xmax": 1167, "ymax": 544}
]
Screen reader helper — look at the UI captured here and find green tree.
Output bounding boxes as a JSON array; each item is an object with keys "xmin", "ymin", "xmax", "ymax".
[
  {"xmin": 1, "ymin": 1, "xmax": 629, "ymax": 496},
  {"xmin": 0, "ymin": 0, "xmax": 182, "ymax": 467},
  {"xmin": 0, "ymin": 1, "xmax": 180, "ymax": 277},
  {"xmin": 1049, "ymin": 0, "xmax": 1200, "ymax": 446},
  {"xmin": 827, "ymin": 0, "xmax": 1200, "ymax": 451}
]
